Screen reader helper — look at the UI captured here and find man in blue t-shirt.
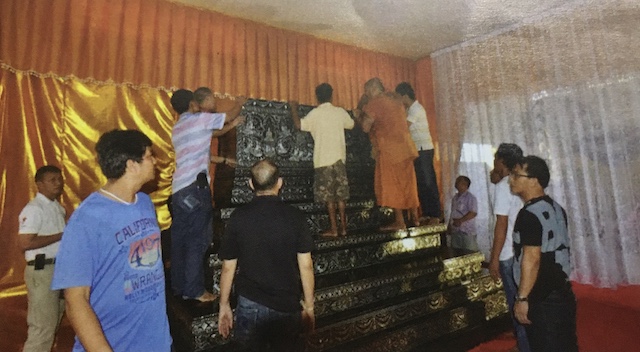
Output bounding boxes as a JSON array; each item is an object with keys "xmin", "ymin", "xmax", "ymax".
[
  {"xmin": 52, "ymin": 130, "xmax": 172, "ymax": 352},
  {"xmin": 510, "ymin": 155, "xmax": 578, "ymax": 351}
]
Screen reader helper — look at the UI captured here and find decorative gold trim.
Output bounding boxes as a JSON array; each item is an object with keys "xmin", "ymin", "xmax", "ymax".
[{"xmin": 0, "ymin": 61, "xmax": 241, "ymax": 99}]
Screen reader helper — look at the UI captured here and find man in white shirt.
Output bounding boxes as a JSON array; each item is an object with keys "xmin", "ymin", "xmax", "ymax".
[
  {"xmin": 290, "ymin": 83, "xmax": 355, "ymax": 236},
  {"xmin": 18, "ymin": 165, "xmax": 66, "ymax": 352},
  {"xmin": 395, "ymin": 82, "xmax": 441, "ymax": 222},
  {"xmin": 489, "ymin": 143, "xmax": 531, "ymax": 352}
]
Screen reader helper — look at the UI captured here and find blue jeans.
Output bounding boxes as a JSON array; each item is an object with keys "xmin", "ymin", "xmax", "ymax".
[
  {"xmin": 234, "ymin": 296, "xmax": 303, "ymax": 352},
  {"xmin": 170, "ymin": 180, "xmax": 213, "ymax": 298},
  {"xmin": 414, "ymin": 149, "xmax": 441, "ymax": 218},
  {"xmin": 500, "ymin": 257, "xmax": 531, "ymax": 352},
  {"xmin": 526, "ymin": 285, "xmax": 578, "ymax": 352}
]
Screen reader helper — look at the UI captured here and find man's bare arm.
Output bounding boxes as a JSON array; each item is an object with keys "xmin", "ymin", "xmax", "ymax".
[
  {"xmin": 65, "ymin": 286, "xmax": 112, "ymax": 352},
  {"xmin": 354, "ymin": 111, "xmax": 374, "ymax": 133},
  {"xmin": 452, "ymin": 211, "xmax": 477, "ymax": 227},
  {"xmin": 489, "ymin": 215, "xmax": 508, "ymax": 280},
  {"xmin": 218, "ymin": 259, "xmax": 237, "ymax": 338},
  {"xmin": 223, "ymin": 97, "xmax": 247, "ymax": 123},
  {"xmin": 212, "ymin": 115, "xmax": 245, "ymax": 137},
  {"xmin": 297, "ymin": 252, "xmax": 315, "ymax": 332},
  {"xmin": 290, "ymin": 101, "xmax": 301, "ymax": 130},
  {"xmin": 514, "ymin": 245, "xmax": 541, "ymax": 324},
  {"xmin": 18, "ymin": 233, "xmax": 63, "ymax": 251}
]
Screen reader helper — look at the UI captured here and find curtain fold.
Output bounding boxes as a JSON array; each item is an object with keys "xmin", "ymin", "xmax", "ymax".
[
  {"xmin": 0, "ymin": 0, "xmax": 440, "ymax": 296},
  {"xmin": 0, "ymin": 70, "xmax": 66, "ymax": 293},
  {"xmin": 0, "ymin": 69, "xmax": 178, "ymax": 293},
  {"xmin": 0, "ymin": 0, "xmax": 437, "ymax": 294},
  {"xmin": 0, "ymin": 67, "xmax": 256, "ymax": 293},
  {"xmin": 0, "ymin": 0, "xmax": 417, "ymax": 108},
  {"xmin": 432, "ymin": 0, "xmax": 640, "ymax": 287}
]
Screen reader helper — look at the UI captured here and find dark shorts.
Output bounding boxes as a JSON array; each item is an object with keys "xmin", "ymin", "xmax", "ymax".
[{"xmin": 314, "ymin": 160, "xmax": 349, "ymax": 203}]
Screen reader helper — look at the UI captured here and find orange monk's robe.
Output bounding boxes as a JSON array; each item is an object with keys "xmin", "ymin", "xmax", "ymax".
[{"xmin": 363, "ymin": 93, "xmax": 420, "ymax": 210}]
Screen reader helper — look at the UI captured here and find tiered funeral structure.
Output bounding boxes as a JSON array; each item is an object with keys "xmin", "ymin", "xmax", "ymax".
[{"xmin": 167, "ymin": 99, "xmax": 510, "ymax": 352}]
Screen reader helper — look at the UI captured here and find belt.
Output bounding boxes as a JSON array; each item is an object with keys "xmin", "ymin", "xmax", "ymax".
[{"xmin": 26, "ymin": 258, "xmax": 56, "ymax": 266}]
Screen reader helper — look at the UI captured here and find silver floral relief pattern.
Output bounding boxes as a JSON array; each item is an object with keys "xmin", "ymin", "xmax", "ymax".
[
  {"xmin": 312, "ymin": 233, "xmax": 441, "ymax": 275},
  {"xmin": 183, "ymin": 96, "xmax": 510, "ymax": 351},
  {"xmin": 236, "ymin": 100, "xmax": 312, "ymax": 165},
  {"xmin": 231, "ymin": 99, "xmax": 374, "ymax": 209}
]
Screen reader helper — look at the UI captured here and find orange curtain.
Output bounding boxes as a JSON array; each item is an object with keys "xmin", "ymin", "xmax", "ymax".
[
  {"xmin": 0, "ymin": 0, "xmax": 436, "ymax": 294},
  {"xmin": 0, "ymin": 0, "xmax": 416, "ymax": 108}
]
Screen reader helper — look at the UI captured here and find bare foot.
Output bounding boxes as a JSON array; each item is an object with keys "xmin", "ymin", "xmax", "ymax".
[
  {"xmin": 426, "ymin": 217, "xmax": 441, "ymax": 225},
  {"xmin": 418, "ymin": 216, "xmax": 430, "ymax": 224},
  {"xmin": 195, "ymin": 291, "xmax": 218, "ymax": 302},
  {"xmin": 340, "ymin": 229, "xmax": 347, "ymax": 236},
  {"xmin": 379, "ymin": 223, "xmax": 406, "ymax": 232},
  {"xmin": 321, "ymin": 231, "xmax": 339, "ymax": 237}
]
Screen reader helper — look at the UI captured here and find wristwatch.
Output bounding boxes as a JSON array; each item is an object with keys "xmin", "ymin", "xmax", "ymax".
[{"xmin": 515, "ymin": 295, "xmax": 528, "ymax": 303}]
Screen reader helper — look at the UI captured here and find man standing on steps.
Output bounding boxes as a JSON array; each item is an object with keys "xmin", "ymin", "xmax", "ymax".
[
  {"xmin": 395, "ymin": 82, "xmax": 441, "ymax": 224},
  {"xmin": 218, "ymin": 159, "xmax": 315, "ymax": 351},
  {"xmin": 356, "ymin": 77, "xmax": 420, "ymax": 231},
  {"xmin": 488, "ymin": 143, "xmax": 530, "ymax": 352},
  {"xmin": 290, "ymin": 83, "xmax": 355, "ymax": 237},
  {"xmin": 511, "ymin": 155, "xmax": 577, "ymax": 351},
  {"xmin": 169, "ymin": 88, "xmax": 244, "ymax": 302}
]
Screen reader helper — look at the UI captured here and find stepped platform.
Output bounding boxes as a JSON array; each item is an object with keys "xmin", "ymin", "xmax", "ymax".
[
  {"xmin": 167, "ymin": 98, "xmax": 509, "ymax": 351},
  {"xmin": 168, "ymin": 225, "xmax": 509, "ymax": 352}
]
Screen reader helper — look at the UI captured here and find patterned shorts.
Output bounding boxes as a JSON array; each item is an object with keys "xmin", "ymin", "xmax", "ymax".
[{"xmin": 314, "ymin": 160, "xmax": 350, "ymax": 203}]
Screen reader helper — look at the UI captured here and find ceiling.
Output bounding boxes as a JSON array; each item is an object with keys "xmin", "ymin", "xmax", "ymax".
[{"xmin": 170, "ymin": 0, "xmax": 574, "ymax": 60}]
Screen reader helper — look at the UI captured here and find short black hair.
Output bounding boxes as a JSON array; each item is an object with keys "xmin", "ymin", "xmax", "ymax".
[
  {"xmin": 456, "ymin": 175, "xmax": 471, "ymax": 188},
  {"xmin": 170, "ymin": 89, "xmax": 193, "ymax": 114},
  {"xmin": 315, "ymin": 83, "xmax": 333, "ymax": 103},
  {"xmin": 250, "ymin": 159, "xmax": 280, "ymax": 191},
  {"xmin": 35, "ymin": 165, "xmax": 62, "ymax": 182},
  {"xmin": 495, "ymin": 143, "xmax": 523, "ymax": 170},
  {"xmin": 95, "ymin": 129, "xmax": 152, "ymax": 180},
  {"xmin": 395, "ymin": 82, "xmax": 416, "ymax": 100},
  {"xmin": 520, "ymin": 155, "xmax": 551, "ymax": 188},
  {"xmin": 193, "ymin": 87, "xmax": 213, "ymax": 104}
]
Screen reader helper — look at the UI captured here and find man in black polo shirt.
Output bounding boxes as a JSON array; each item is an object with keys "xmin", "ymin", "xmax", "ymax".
[
  {"xmin": 218, "ymin": 159, "xmax": 315, "ymax": 351},
  {"xmin": 510, "ymin": 155, "xmax": 578, "ymax": 351}
]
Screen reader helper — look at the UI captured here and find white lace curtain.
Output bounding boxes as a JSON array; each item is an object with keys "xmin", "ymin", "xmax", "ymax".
[{"xmin": 431, "ymin": 0, "xmax": 640, "ymax": 287}]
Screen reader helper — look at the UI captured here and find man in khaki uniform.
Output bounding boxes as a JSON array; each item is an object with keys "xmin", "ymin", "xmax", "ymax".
[{"xmin": 18, "ymin": 165, "xmax": 66, "ymax": 352}]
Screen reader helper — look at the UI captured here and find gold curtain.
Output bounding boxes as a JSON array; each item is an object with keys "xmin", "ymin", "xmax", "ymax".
[
  {"xmin": 0, "ymin": 0, "xmax": 436, "ymax": 294},
  {"xmin": 0, "ymin": 68, "xmax": 177, "ymax": 294}
]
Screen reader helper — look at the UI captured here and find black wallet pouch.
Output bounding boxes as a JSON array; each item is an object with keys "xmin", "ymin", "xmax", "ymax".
[
  {"xmin": 196, "ymin": 172, "xmax": 208, "ymax": 189},
  {"xmin": 34, "ymin": 254, "xmax": 46, "ymax": 270}
]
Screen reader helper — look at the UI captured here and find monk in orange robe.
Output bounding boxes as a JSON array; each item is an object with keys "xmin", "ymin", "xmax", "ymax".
[{"xmin": 357, "ymin": 78, "xmax": 420, "ymax": 231}]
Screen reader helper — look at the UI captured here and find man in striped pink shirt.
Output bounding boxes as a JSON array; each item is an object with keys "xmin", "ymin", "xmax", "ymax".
[{"xmin": 170, "ymin": 87, "xmax": 244, "ymax": 302}]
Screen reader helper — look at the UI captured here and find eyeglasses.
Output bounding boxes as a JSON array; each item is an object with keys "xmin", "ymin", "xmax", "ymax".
[{"xmin": 510, "ymin": 173, "xmax": 534, "ymax": 179}]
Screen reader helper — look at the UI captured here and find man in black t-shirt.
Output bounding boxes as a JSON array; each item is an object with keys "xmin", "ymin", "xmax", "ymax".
[
  {"xmin": 510, "ymin": 155, "xmax": 578, "ymax": 351},
  {"xmin": 217, "ymin": 159, "xmax": 315, "ymax": 351}
]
